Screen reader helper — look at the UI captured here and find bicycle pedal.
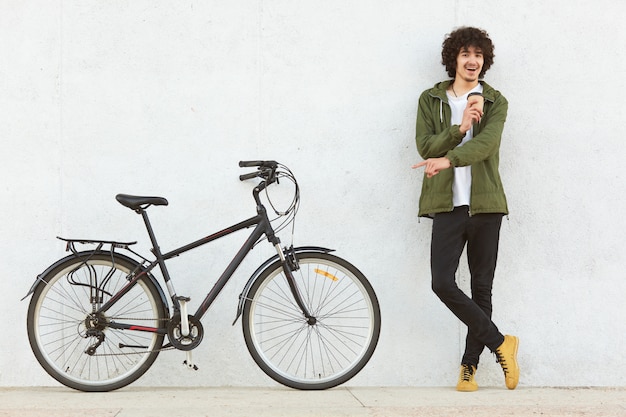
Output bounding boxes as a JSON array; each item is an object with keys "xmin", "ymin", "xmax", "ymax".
[{"xmin": 183, "ymin": 360, "xmax": 199, "ymax": 371}]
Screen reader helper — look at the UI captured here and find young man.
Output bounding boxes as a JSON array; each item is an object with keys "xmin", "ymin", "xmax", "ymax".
[{"xmin": 412, "ymin": 27, "xmax": 519, "ymax": 392}]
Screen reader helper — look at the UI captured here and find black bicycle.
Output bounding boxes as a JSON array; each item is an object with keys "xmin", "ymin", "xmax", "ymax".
[{"xmin": 24, "ymin": 161, "xmax": 381, "ymax": 392}]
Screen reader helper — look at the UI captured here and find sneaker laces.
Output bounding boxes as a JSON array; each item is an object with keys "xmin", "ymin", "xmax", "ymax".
[
  {"xmin": 495, "ymin": 350, "xmax": 509, "ymax": 374},
  {"xmin": 461, "ymin": 364, "xmax": 474, "ymax": 381}
]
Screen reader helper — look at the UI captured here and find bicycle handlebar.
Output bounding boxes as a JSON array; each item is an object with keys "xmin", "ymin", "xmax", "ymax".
[
  {"xmin": 239, "ymin": 160, "xmax": 300, "ymax": 229},
  {"xmin": 239, "ymin": 160, "xmax": 264, "ymax": 168},
  {"xmin": 238, "ymin": 160, "xmax": 279, "ymax": 182},
  {"xmin": 239, "ymin": 171, "xmax": 261, "ymax": 181},
  {"xmin": 239, "ymin": 160, "xmax": 278, "ymax": 168}
]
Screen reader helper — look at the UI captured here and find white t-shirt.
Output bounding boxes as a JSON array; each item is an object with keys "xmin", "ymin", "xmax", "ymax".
[{"xmin": 446, "ymin": 84, "xmax": 483, "ymax": 207}]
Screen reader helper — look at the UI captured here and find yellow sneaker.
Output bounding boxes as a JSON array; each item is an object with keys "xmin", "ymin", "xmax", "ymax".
[
  {"xmin": 456, "ymin": 364, "xmax": 478, "ymax": 392},
  {"xmin": 495, "ymin": 335, "xmax": 519, "ymax": 389}
]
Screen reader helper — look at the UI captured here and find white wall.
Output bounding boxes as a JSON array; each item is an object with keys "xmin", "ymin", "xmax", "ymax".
[{"xmin": 2, "ymin": 0, "xmax": 625, "ymax": 388}]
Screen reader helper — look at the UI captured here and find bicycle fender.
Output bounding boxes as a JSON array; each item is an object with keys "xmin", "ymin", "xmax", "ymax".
[
  {"xmin": 22, "ymin": 273, "xmax": 47, "ymax": 301},
  {"xmin": 21, "ymin": 252, "xmax": 170, "ymax": 316},
  {"xmin": 21, "ymin": 253, "xmax": 77, "ymax": 301},
  {"xmin": 232, "ymin": 246, "xmax": 334, "ymax": 325}
]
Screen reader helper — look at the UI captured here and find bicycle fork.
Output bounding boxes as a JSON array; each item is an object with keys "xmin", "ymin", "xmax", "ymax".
[{"xmin": 274, "ymin": 244, "xmax": 316, "ymax": 323}]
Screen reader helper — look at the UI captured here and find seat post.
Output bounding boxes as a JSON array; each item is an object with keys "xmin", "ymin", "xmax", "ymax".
[{"xmin": 139, "ymin": 209, "xmax": 173, "ymax": 284}]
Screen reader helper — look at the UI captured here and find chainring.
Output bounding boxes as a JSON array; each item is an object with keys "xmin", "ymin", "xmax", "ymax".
[{"xmin": 167, "ymin": 314, "xmax": 204, "ymax": 351}]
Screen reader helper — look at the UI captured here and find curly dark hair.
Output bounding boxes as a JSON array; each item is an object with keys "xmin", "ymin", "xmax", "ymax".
[{"xmin": 441, "ymin": 27, "xmax": 495, "ymax": 79}]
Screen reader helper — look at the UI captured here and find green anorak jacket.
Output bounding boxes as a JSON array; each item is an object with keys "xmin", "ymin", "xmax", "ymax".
[{"xmin": 415, "ymin": 80, "xmax": 509, "ymax": 217}]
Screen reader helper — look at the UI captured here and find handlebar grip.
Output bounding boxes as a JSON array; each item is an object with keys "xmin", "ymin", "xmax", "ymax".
[
  {"xmin": 239, "ymin": 172, "xmax": 260, "ymax": 181},
  {"xmin": 239, "ymin": 160, "xmax": 264, "ymax": 168}
]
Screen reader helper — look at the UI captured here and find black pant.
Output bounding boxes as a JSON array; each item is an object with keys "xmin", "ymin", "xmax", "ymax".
[{"xmin": 430, "ymin": 206, "xmax": 505, "ymax": 367}]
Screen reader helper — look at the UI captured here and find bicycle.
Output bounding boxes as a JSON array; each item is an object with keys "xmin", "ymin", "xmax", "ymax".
[{"xmin": 23, "ymin": 160, "xmax": 381, "ymax": 392}]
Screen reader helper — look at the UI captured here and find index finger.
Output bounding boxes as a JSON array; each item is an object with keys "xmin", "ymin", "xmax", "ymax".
[{"xmin": 412, "ymin": 161, "xmax": 427, "ymax": 169}]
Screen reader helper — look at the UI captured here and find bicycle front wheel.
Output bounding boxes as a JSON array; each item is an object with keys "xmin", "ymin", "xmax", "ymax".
[
  {"xmin": 26, "ymin": 252, "xmax": 167, "ymax": 391},
  {"xmin": 242, "ymin": 252, "xmax": 381, "ymax": 390}
]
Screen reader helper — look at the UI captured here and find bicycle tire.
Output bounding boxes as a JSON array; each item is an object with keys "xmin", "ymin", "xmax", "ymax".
[
  {"xmin": 242, "ymin": 252, "xmax": 381, "ymax": 389},
  {"xmin": 26, "ymin": 252, "xmax": 167, "ymax": 391}
]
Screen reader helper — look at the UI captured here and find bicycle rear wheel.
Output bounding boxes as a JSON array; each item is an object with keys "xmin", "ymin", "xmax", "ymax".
[
  {"xmin": 26, "ymin": 252, "xmax": 167, "ymax": 391},
  {"xmin": 242, "ymin": 252, "xmax": 381, "ymax": 389}
]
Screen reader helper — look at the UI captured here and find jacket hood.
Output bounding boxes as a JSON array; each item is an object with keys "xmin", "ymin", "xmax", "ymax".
[
  {"xmin": 429, "ymin": 80, "xmax": 497, "ymax": 103},
  {"xmin": 428, "ymin": 80, "xmax": 498, "ymax": 123}
]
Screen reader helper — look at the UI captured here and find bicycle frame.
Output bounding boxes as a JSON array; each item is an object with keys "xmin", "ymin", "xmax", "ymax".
[{"xmin": 99, "ymin": 181, "xmax": 313, "ymax": 335}]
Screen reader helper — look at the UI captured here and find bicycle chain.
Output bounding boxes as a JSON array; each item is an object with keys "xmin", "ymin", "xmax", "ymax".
[
  {"xmin": 112, "ymin": 317, "xmax": 170, "ymax": 321},
  {"xmin": 90, "ymin": 317, "xmax": 174, "ymax": 357},
  {"xmin": 92, "ymin": 346, "xmax": 175, "ymax": 356}
]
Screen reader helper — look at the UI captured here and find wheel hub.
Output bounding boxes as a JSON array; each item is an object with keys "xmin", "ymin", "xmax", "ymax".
[{"xmin": 85, "ymin": 312, "xmax": 107, "ymax": 331}]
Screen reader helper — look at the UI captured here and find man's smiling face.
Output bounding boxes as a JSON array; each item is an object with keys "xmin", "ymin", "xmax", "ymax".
[{"xmin": 455, "ymin": 45, "xmax": 484, "ymax": 83}]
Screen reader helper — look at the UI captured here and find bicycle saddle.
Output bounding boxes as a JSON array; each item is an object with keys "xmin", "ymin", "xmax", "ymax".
[{"xmin": 116, "ymin": 194, "xmax": 169, "ymax": 210}]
